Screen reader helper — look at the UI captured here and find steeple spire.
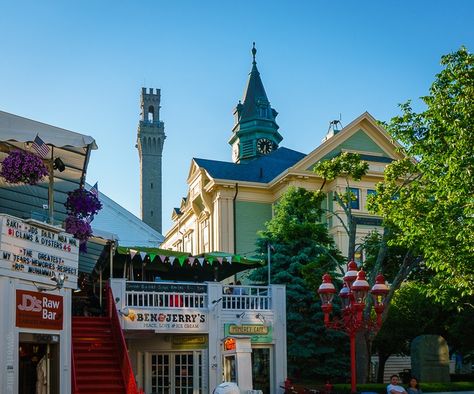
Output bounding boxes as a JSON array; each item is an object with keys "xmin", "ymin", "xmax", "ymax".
[{"xmin": 229, "ymin": 43, "xmax": 283, "ymax": 163}]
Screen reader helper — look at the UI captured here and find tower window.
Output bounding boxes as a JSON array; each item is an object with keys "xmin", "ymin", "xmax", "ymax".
[
  {"xmin": 151, "ymin": 182, "xmax": 153, "ymax": 189},
  {"xmin": 148, "ymin": 105, "xmax": 155, "ymax": 122},
  {"xmin": 151, "ymin": 210, "xmax": 153, "ymax": 217}
]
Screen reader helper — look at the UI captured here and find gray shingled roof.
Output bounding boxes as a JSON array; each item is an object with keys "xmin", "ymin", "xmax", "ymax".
[{"xmin": 194, "ymin": 147, "xmax": 305, "ymax": 183}]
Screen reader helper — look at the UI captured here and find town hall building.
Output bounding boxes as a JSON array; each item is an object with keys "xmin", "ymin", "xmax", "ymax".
[{"xmin": 161, "ymin": 44, "xmax": 404, "ymax": 263}]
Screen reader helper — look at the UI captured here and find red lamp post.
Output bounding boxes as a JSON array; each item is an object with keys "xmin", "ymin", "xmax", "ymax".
[{"xmin": 318, "ymin": 261, "xmax": 389, "ymax": 394}]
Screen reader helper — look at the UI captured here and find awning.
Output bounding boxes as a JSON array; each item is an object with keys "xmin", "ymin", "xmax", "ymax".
[
  {"xmin": 115, "ymin": 247, "xmax": 263, "ymax": 282},
  {"xmin": 0, "ymin": 110, "xmax": 97, "ymax": 224}
]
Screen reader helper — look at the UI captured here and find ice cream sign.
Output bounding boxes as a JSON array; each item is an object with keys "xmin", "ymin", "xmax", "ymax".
[{"xmin": 16, "ymin": 290, "xmax": 63, "ymax": 330}]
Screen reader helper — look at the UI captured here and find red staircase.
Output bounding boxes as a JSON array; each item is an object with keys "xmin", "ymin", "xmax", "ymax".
[{"xmin": 72, "ymin": 316, "xmax": 126, "ymax": 393}]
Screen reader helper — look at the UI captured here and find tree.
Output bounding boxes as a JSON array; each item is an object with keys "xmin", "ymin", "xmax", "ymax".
[
  {"xmin": 250, "ymin": 187, "xmax": 348, "ymax": 380},
  {"xmin": 313, "ymin": 152, "xmax": 369, "ymax": 261},
  {"xmin": 370, "ymin": 47, "xmax": 474, "ymax": 302}
]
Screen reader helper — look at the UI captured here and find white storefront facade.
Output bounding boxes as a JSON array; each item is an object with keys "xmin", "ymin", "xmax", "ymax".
[
  {"xmin": 0, "ymin": 214, "xmax": 79, "ymax": 394},
  {"xmin": 110, "ymin": 278, "xmax": 287, "ymax": 394}
]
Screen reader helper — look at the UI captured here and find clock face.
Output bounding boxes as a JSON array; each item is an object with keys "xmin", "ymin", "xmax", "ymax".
[{"xmin": 256, "ymin": 138, "xmax": 274, "ymax": 154}]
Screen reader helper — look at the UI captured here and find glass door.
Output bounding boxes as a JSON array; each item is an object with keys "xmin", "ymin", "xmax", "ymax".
[
  {"xmin": 150, "ymin": 352, "xmax": 202, "ymax": 394},
  {"xmin": 252, "ymin": 347, "xmax": 272, "ymax": 394}
]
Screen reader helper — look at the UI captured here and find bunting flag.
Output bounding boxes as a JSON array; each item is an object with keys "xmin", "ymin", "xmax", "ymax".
[
  {"xmin": 159, "ymin": 255, "xmax": 166, "ymax": 263},
  {"xmin": 234, "ymin": 255, "xmax": 241, "ymax": 263},
  {"xmin": 177, "ymin": 256, "xmax": 187, "ymax": 266},
  {"xmin": 217, "ymin": 257, "xmax": 223, "ymax": 265},
  {"xmin": 129, "ymin": 249, "xmax": 138, "ymax": 259},
  {"xmin": 207, "ymin": 256, "xmax": 214, "ymax": 264},
  {"xmin": 168, "ymin": 256, "xmax": 176, "ymax": 265},
  {"xmin": 149, "ymin": 253, "xmax": 156, "ymax": 263},
  {"xmin": 139, "ymin": 251, "xmax": 147, "ymax": 261},
  {"xmin": 226, "ymin": 256, "xmax": 233, "ymax": 264},
  {"xmin": 197, "ymin": 257, "xmax": 205, "ymax": 266}
]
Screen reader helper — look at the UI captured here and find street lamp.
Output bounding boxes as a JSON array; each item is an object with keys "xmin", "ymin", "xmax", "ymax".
[{"xmin": 318, "ymin": 261, "xmax": 389, "ymax": 394}]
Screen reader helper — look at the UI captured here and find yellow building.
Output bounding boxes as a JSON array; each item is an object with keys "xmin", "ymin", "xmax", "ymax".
[{"xmin": 162, "ymin": 47, "xmax": 404, "ymax": 265}]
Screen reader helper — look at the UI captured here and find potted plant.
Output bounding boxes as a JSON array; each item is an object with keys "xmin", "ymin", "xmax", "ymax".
[
  {"xmin": 0, "ymin": 150, "xmax": 48, "ymax": 185},
  {"xmin": 64, "ymin": 188, "xmax": 102, "ymax": 219}
]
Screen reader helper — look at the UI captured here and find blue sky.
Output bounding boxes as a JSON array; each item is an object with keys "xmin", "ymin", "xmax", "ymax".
[{"xmin": 1, "ymin": 1, "xmax": 473, "ymax": 234}]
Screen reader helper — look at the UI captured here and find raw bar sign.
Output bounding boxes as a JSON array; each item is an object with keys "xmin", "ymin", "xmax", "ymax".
[
  {"xmin": 122, "ymin": 309, "xmax": 208, "ymax": 333},
  {"xmin": 16, "ymin": 290, "xmax": 63, "ymax": 330},
  {"xmin": 0, "ymin": 214, "xmax": 79, "ymax": 288}
]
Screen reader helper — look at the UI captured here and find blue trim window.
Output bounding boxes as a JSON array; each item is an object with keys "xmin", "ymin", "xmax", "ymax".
[{"xmin": 349, "ymin": 188, "xmax": 360, "ymax": 210}]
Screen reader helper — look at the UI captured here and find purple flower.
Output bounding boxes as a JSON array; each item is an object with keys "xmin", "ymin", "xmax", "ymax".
[
  {"xmin": 0, "ymin": 150, "xmax": 48, "ymax": 185},
  {"xmin": 64, "ymin": 215, "xmax": 92, "ymax": 243},
  {"xmin": 64, "ymin": 188, "xmax": 102, "ymax": 219}
]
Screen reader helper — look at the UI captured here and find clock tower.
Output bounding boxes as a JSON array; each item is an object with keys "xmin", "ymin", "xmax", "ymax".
[{"xmin": 229, "ymin": 43, "xmax": 283, "ymax": 163}]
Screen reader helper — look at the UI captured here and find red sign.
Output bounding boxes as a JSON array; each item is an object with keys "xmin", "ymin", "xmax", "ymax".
[
  {"xmin": 224, "ymin": 338, "xmax": 236, "ymax": 351},
  {"xmin": 16, "ymin": 290, "xmax": 63, "ymax": 330}
]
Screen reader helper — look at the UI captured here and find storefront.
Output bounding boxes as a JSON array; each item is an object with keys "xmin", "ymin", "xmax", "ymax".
[
  {"xmin": 0, "ymin": 214, "xmax": 79, "ymax": 394},
  {"xmin": 110, "ymin": 279, "xmax": 287, "ymax": 394}
]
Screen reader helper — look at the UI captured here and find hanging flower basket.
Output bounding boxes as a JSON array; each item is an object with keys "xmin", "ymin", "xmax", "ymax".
[
  {"xmin": 0, "ymin": 150, "xmax": 48, "ymax": 185},
  {"xmin": 64, "ymin": 188, "xmax": 102, "ymax": 219},
  {"xmin": 64, "ymin": 215, "xmax": 92, "ymax": 252}
]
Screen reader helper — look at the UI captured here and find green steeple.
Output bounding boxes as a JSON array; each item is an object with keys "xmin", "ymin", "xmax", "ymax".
[{"xmin": 229, "ymin": 43, "xmax": 283, "ymax": 163}]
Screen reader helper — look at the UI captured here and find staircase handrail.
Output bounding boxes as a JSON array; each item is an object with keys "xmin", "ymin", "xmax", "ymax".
[
  {"xmin": 71, "ymin": 341, "xmax": 79, "ymax": 394},
  {"xmin": 107, "ymin": 286, "xmax": 144, "ymax": 394}
]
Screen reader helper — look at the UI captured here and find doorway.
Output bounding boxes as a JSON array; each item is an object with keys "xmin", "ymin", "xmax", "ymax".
[
  {"xmin": 19, "ymin": 333, "xmax": 60, "ymax": 394},
  {"xmin": 150, "ymin": 351, "xmax": 203, "ymax": 394},
  {"xmin": 252, "ymin": 347, "xmax": 272, "ymax": 394}
]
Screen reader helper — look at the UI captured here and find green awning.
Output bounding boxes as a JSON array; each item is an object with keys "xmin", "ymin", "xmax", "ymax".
[{"xmin": 114, "ymin": 247, "xmax": 263, "ymax": 282}]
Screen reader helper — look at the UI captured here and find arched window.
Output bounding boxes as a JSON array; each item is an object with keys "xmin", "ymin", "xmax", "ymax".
[{"xmin": 148, "ymin": 106, "xmax": 155, "ymax": 122}]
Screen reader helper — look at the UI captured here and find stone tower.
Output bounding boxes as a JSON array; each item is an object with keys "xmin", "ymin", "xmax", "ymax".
[{"xmin": 137, "ymin": 87, "xmax": 166, "ymax": 233}]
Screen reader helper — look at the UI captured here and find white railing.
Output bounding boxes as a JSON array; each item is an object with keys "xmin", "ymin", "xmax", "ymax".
[
  {"xmin": 222, "ymin": 285, "xmax": 271, "ymax": 310},
  {"xmin": 126, "ymin": 291, "xmax": 206, "ymax": 308},
  {"xmin": 122, "ymin": 282, "xmax": 271, "ymax": 311}
]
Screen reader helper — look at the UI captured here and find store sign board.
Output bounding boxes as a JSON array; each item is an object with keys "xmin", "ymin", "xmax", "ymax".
[
  {"xmin": 126, "ymin": 282, "xmax": 207, "ymax": 294},
  {"xmin": 171, "ymin": 335, "xmax": 208, "ymax": 349},
  {"xmin": 224, "ymin": 324, "xmax": 273, "ymax": 343},
  {"xmin": 122, "ymin": 308, "xmax": 208, "ymax": 332},
  {"xmin": 0, "ymin": 215, "xmax": 79, "ymax": 288},
  {"xmin": 16, "ymin": 290, "xmax": 63, "ymax": 330}
]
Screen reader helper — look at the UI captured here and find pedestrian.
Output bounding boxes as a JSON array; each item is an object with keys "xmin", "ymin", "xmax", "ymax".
[
  {"xmin": 407, "ymin": 377, "xmax": 422, "ymax": 394},
  {"xmin": 387, "ymin": 375, "xmax": 407, "ymax": 394}
]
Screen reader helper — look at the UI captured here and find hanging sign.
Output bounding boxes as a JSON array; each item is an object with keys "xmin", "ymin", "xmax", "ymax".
[
  {"xmin": 0, "ymin": 215, "xmax": 79, "ymax": 288},
  {"xmin": 16, "ymin": 290, "xmax": 63, "ymax": 330},
  {"xmin": 224, "ymin": 324, "xmax": 273, "ymax": 343}
]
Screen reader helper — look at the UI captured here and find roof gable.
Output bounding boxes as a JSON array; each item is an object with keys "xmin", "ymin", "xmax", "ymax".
[{"xmin": 292, "ymin": 112, "xmax": 405, "ymax": 172}]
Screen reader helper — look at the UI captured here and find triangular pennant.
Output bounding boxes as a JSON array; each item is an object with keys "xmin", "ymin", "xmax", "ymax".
[
  {"xmin": 149, "ymin": 253, "xmax": 156, "ymax": 263},
  {"xmin": 197, "ymin": 257, "xmax": 205, "ymax": 266},
  {"xmin": 129, "ymin": 249, "xmax": 138, "ymax": 259},
  {"xmin": 139, "ymin": 251, "xmax": 147, "ymax": 261},
  {"xmin": 234, "ymin": 255, "xmax": 241, "ymax": 263},
  {"xmin": 159, "ymin": 255, "xmax": 166, "ymax": 263},
  {"xmin": 217, "ymin": 257, "xmax": 223, "ymax": 265},
  {"xmin": 177, "ymin": 256, "xmax": 187, "ymax": 266},
  {"xmin": 226, "ymin": 256, "xmax": 233, "ymax": 264},
  {"xmin": 168, "ymin": 256, "xmax": 176, "ymax": 265}
]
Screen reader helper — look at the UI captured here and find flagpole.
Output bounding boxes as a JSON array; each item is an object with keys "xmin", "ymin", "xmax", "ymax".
[{"xmin": 48, "ymin": 148, "xmax": 54, "ymax": 224}]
